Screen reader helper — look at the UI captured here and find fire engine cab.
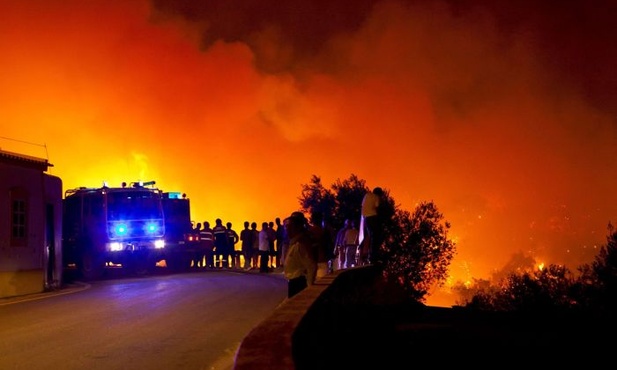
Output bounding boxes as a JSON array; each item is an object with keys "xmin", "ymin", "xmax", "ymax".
[{"xmin": 62, "ymin": 181, "xmax": 166, "ymax": 279}]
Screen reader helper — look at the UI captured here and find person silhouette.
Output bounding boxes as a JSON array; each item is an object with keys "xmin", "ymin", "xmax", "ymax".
[
  {"xmin": 283, "ymin": 212, "xmax": 317, "ymax": 298},
  {"xmin": 226, "ymin": 222, "xmax": 239, "ymax": 268},
  {"xmin": 361, "ymin": 187, "xmax": 385, "ymax": 265},
  {"xmin": 212, "ymin": 218, "xmax": 229, "ymax": 268}
]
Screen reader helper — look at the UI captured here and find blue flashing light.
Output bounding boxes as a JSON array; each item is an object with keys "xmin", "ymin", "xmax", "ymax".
[
  {"xmin": 145, "ymin": 222, "xmax": 159, "ymax": 234},
  {"xmin": 115, "ymin": 224, "xmax": 128, "ymax": 236}
]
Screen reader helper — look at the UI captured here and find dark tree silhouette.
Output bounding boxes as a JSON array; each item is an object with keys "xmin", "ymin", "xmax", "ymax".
[
  {"xmin": 575, "ymin": 222, "xmax": 617, "ymax": 314},
  {"xmin": 330, "ymin": 174, "xmax": 367, "ymax": 229},
  {"xmin": 298, "ymin": 175, "xmax": 336, "ymax": 224},
  {"xmin": 460, "ymin": 223, "xmax": 617, "ymax": 318},
  {"xmin": 463, "ymin": 264, "xmax": 575, "ymax": 312},
  {"xmin": 298, "ymin": 174, "xmax": 456, "ymax": 302},
  {"xmin": 382, "ymin": 201, "xmax": 456, "ymax": 302}
]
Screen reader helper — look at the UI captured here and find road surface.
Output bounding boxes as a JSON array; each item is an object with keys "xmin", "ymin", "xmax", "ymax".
[{"xmin": 0, "ymin": 270, "xmax": 287, "ymax": 370}]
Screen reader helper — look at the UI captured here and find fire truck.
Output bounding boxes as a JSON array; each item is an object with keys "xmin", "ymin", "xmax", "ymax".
[
  {"xmin": 62, "ymin": 180, "xmax": 201, "ymax": 280},
  {"xmin": 62, "ymin": 181, "xmax": 166, "ymax": 279}
]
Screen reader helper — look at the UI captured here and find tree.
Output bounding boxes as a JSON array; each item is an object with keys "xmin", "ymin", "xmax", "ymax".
[
  {"xmin": 574, "ymin": 222, "xmax": 617, "ymax": 314},
  {"xmin": 298, "ymin": 175, "xmax": 336, "ymax": 224},
  {"xmin": 330, "ymin": 174, "xmax": 367, "ymax": 229},
  {"xmin": 461, "ymin": 264, "xmax": 576, "ymax": 314},
  {"xmin": 458, "ymin": 222, "xmax": 617, "ymax": 316},
  {"xmin": 381, "ymin": 201, "xmax": 456, "ymax": 302},
  {"xmin": 298, "ymin": 175, "xmax": 456, "ymax": 303}
]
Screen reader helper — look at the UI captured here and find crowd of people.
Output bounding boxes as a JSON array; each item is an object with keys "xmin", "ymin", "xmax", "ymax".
[
  {"xmin": 188, "ymin": 218, "xmax": 283, "ymax": 272},
  {"xmin": 188, "ymin": 186, "xmax": 386, "ymax": 298}
]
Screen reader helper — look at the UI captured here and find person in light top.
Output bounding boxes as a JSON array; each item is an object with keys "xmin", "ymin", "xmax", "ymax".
[
  {"xmin": 361, "ymin": 187, "xmax": 384, "ymax": 264},
  {"xmin": 258, "ymin": 222, "xmax": 271, "ymax": 273},
  {"xmin": 283, "ymin": 212, "xmax": 317, "ymax": 298}
]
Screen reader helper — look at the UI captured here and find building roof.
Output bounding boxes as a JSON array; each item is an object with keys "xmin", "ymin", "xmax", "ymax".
[{"xmin": 0, "ymin": 149, "xmax": 53, "ymax": 172}]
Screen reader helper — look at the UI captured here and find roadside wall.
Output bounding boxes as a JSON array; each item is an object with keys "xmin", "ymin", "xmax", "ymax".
[
  {"xmin": 233, "ymin": 266, "xmax": 416, "ymax": 370},
  {"xmin": 233, "ymin": 272, "xmax": 337, "ymax": 370}
]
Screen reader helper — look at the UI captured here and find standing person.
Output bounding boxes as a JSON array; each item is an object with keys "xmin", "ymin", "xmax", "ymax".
[
  {"xmin": 334, "ymin": 219, "xmax": 351, "ymax": 270},
  {"xmin": 361, "ymin": 187, "xmax": 385, "ymax": 265},
  {"xmin": 343, "ymin": 219, "xmax": 360, "ymax": 269},
  {"xmin": 322, "ymin": 217, "xmax": 336, "ymax": 273},
  {"xmin": 258, "ymin": 222, "xmax": 271, "ymax": 273},
  {"xmin": 199, "ymin": 221, "xmax": 215, "ymax": 269},
  {"xmin": 250, "ymin": 221, "xmax": 260, "ymax": 269},
  {"xmin": 240, "ymin": 221, "xmax": 254, "ymax": 270},
  {"xmin": 283, "ymin": 211, "xmax": 317, "ymax": 298},
  {"xmin": 212, "ymin": 218, "xmax": 229, "ymax": 268},
  {"xmin": 274, "ymin": 217, "xmax": 286, "ymax": 269},
  {"xmin": 309, "ymin": 212, "xmax": 335, "ymax": 278},
  {"xmin": 267, "ymin": 221, "xmax": 277, "ymax": 268},
  {"xmin": 226, "ymin": 222, "xmax": 239, "ymax": 268},
  {"xmin": 192, "ymin": 222, "xmax": 203, "ymax": 268},
  {"xmin": 193, "ymin": 222, "xmax": 202, "ymax": 233}
]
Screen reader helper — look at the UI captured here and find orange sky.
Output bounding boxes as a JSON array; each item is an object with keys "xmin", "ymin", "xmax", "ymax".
[{"xmin": 2, "ymin": 0, "xmax": 616, "ymax": 303}]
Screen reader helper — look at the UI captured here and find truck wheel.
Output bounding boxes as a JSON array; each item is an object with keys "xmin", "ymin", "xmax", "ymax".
[{"xmin": 80, "ymin": 251, "xmax": 105, "ymax": 280}]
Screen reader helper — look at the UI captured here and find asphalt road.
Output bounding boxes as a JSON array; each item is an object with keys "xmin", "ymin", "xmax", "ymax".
[{"xmin": 0, "ymin": 270, "xmax": 287, "ymax": 370}]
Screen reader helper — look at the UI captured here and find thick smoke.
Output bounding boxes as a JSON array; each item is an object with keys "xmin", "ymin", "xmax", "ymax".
[
  {"xmin": 150, "ymin": 0, "xmax": 617, "ymax": 116},
  {"xmin": 148, "ymin": 0, "xmax": 617, "ymax": 271},
  {"xmin": 2, "ymin": 1, "xmax": 616, "ymax": 306}
]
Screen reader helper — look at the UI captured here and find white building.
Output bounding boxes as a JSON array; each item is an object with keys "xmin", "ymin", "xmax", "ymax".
[{"xmin": 0, "ymin": 149, "xmax": 62, "ymax": 298}]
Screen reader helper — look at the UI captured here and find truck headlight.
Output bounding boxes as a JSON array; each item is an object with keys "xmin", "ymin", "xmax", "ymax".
[{"xmin": 109, "ymin": 242, "xmax": 123, "ymax": 251}]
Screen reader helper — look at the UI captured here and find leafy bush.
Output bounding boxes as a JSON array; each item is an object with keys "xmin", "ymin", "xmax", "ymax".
[
  {"xmin": 381, "ymin": 202, "xmax": 455, "ymax": 302},
  {"xmin": 461, "ymin": 223, "xmax": 617, "ymax": 316},
  {"xmin": 462, "ymin": 265, "xmax": 575, "ymax": 313}
]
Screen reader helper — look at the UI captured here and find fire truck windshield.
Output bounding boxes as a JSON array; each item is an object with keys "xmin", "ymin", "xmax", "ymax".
[{"xmin": 107, "ymin": 190, "xmax": 163, "ymax": 221}]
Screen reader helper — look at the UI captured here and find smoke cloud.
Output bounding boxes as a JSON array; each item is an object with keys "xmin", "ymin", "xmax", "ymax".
[{"xmin": 2, "ymin": 0, "xmax": 616, "ymax": 304}]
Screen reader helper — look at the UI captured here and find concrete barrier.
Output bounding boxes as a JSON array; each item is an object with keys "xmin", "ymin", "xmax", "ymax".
[
  {"xmin": 233, "ymin": 266, "xmax": 418, "ymax": 369},
  {"xmin": 232, "ymin": 271, "xmax": 335, "ymax": 370}
]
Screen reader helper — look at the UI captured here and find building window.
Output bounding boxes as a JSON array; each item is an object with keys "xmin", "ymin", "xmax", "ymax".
[{"xmin": 10, "ymin": 187, "xmax": 28, "ymax": 247}]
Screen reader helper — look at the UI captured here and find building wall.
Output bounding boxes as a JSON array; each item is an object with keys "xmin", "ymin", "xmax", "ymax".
[{"xmin": 0, "ymin": 160, "xmax": 62, "ymax": 298}]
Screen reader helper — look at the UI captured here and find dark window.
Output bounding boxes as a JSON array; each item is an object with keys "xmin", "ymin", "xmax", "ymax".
[{"xmin": 10, "ymin": 187, "xmax": 28, "ymax": 247}]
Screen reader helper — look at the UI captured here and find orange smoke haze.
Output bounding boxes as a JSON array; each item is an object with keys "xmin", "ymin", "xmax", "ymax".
[{"xmin": 2, "ymin": 0, "xmax": 616, "ymax": 303}]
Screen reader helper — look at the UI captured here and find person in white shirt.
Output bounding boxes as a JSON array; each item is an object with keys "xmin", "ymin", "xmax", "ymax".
[
  {"xmin": 283, "ymin": 212, "xmax": 317, "ymax": 298},
  {"xmin": 361, "ymin": 187, "xmax": 384, "ymax": 264}
]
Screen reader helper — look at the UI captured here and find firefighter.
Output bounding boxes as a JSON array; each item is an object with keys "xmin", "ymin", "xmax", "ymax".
[
  {"xmin": 226, "ymin": 222, "xmax": 240, "ymax": 268},
  {"xmin": 212, "ymin": 218, "xmax": 229, "ymax": 268},
  {"xmin": 199, "ymin": 221, "xmax": 215, "ymax": 268}
]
